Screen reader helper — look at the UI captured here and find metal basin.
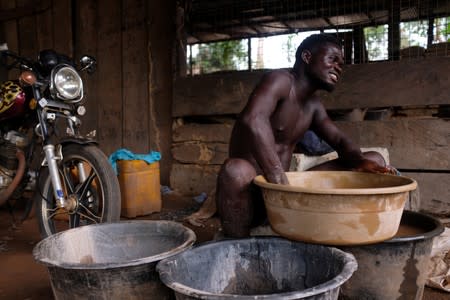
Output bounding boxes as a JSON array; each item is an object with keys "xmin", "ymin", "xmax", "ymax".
[
  {"xmin": 157, "ymin": 237, "xmax": 358, "ymax": 299},
  {"xmin": 33, "ymin": 220, "xmax": 196, "ymax": 299},
  {"xmin": 339, "ymin": 210, "xmax": 444, "ymax": 300},
  {"xmin": 253, "ymin": 171, "xmax": 417, "ymax": 245}
]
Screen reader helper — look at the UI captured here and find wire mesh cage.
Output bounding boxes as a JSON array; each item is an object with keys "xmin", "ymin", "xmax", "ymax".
[{"xmin": 181, "ymin": 0, "xmax": 450, "ymax": 75}]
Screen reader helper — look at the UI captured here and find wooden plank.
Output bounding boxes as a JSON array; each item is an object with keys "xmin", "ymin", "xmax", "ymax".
[
  {"xmin": 172, "ymin": 71, "xmax": 261, "ymax": 117},
  {"xmin": 320, "ymin": 57, "xmax": 450, "ymax": 110},
  {"xmin": 0, "ymin": 2, "xmax": 31, "ymax": 21},
  {"xmin": 335, "ymin": 119, "xmax": 450, "ymax": 170},
  {"xmin": 147, "ymin": 0, "xmax": 176, "ymax": 185},
  {"xmin": 173, "ymin": 123, "xmax": 233, "ymax": 143},
  {"xmin": 74, "ymin": 0, "xmax": 98, "ymax": 136},
  {"xmin": 173, "ymin": 58, "xmax": 450, "ymax": 117},
  {"xmin": 0, "ymin": 0, "xmax": 19, "ymax": 80},
  {"xmin": 172, "ymin": 142, "xmax": 228, "ymax": 165},
  {"xmin": 170, "ymin": 163, "xmax": 220, "ymax": 196},
  {"xmin": 35, "ymin": 0, "xmax": 53, "ymax": 51},
  {"xmin": 0, "ymin": 1, "xmax": 18, "ymax": 50},
  {"xmin": 402, "ymin": 172, "xmax": 450, "ymax": 216},
  {"xmin": 16, "ymin": 0, "xmax": 37, "ymax": 59},
  {"xmin": 121, "ymin": 0, "xmax": 149, "ymax": 153},
  {"xmin": 96, "ymin": 0, "xmax": 122, "ymax": 155},
  {"xmin": 51, "ymin": 0, "xmax": 72, "ymax": 56}
]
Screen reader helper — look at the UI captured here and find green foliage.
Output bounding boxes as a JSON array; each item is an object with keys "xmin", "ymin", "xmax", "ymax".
[
  {"xmin": 437, "ymin": 16, "xmax": 450, "ymax": 42},
  {"xmin": 188, "ymin": 16, "xmax": 449, "ymax": 72},
  {"xmin": 400, "ymin": 20, "xmax": 428, "ymax": 48},
  {"xmin": 364, "ymin": 25, "xmax": 388, "ymax": 60},
  {"xmin": 364, "ymin": 20, "xmax": 434, "ymax": 61},
  {"xmin": 447, "ymin": 22, "xmax": 450, "ymax": 41},
  {"xmin": 195, "ymin": 40, "xmax": 247, "ymax": 73},
  {"xmin": 282, "ymin": 34, "xmax": 296, "ymax": 64}
]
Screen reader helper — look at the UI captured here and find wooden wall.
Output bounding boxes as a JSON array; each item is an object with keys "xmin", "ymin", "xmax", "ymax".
[
  {"xmin": 0, "ymin": 0, "xmax": 175, "ymax": 184},
  {"xmin": 2, "ymin": 1, "xmax": 449, "ymax": 214},
  {"xmin": 171, "ymin": 57, "xmax": 450, "ymax": 216}
]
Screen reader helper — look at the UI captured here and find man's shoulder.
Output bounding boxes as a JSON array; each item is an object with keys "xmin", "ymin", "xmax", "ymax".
[
  {"xmin": 261, "ymin": 69, "xmax": 294, "ymax": 85},
  {"xmin": 264, "ymin": 68, "xmax": 292, "ymax": 78}
]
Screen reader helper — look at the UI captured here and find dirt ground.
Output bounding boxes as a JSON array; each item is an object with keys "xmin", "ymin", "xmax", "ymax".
[{"xmin": 0, "ymin": 194, "xmax": 449, "ymax": 300}]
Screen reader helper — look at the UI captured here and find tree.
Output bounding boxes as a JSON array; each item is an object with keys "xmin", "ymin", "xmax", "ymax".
[
  {"xmin": 400, "ymin": 20, "xmax": 428, "ymax": 48},
  {"xmin": 435, "ymin": 17, "xmax": 450, "ymax": 42},
  {"xmin": 282, "ymin": 34, "xmax": 296, "ymax": 64},
  {"xmin": 195, "ymin": 40, "xmax": 247, "ymax": 73},
  {"xmin": 364, "ymin": 25, "xmax": 388, "ymax": 60}
]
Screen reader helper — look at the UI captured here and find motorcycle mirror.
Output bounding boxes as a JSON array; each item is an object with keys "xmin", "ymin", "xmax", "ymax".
[
  {"xmin": 0, "ymin": 43, "xmax": 8, "ymax": 67},
  {"xmin": 79, "ymin": 55, "xmax": 96, "ymax": 74}
]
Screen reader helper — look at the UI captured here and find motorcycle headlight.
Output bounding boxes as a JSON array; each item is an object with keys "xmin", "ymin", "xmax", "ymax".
[{"xmin": 51, "ymin": 65, "xmax": 83, "ymax": 102}]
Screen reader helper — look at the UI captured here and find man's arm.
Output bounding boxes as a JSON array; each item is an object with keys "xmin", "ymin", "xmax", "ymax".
[
  {"xmin": 310, "ymin": 101, "xmax": 389, "ymax": 173},
  {"xmin": 239, "ymin": 71, "xmax": 291, "ymax": 184}
]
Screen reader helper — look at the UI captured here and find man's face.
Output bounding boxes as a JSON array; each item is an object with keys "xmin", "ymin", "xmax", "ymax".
[{"xmin": 305, "ymin": 43, "xmax": 344, "ymax": 92}]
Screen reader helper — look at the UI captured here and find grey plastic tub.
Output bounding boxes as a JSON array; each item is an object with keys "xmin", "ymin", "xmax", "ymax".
[
  {"xmin": 339, "ymin": 210, "xmax": 444, "ymax": 300},
  {"xmin": 157, "ymin": 237, "xmax": 357, "ymax": 300},
  {"xmin": 33, "ymin": 220, "xmax": 196, "ymax": 300}
]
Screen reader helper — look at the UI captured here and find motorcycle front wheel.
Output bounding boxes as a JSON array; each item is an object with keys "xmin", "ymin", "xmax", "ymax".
[{"xmin": 36, "ymin": 144, "xmax": 121, "ymax": 238}]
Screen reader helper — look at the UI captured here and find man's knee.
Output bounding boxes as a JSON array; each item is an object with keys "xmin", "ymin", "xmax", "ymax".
[
  {"xmin": 216, "ymin": 158, "xmax": 259, "ymax": 237},
  {"xmin": 218, "ymin": 158, "xmax": 257, "ymax": 187}
]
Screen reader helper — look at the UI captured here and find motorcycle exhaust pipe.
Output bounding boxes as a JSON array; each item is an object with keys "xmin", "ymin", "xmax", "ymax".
[{"xmin": 0, "ymin": 150, "xmax": 26, "ymax": 206}]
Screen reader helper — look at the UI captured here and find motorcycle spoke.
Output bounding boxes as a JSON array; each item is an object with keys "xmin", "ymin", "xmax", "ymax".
[
  {"xmin": 77, "ymin": 202, "xmax": 102, "ymax": 223},
  {"xmin": 69, "ymin": 213, "xmax": 80, "ymax": 228},
  {"xmin": 37, "ymin": 144, "xmax": 119, "ymax": 238},
  {"xmin": 62, "ymin": 167, "xmax": 75, "ymax": 194},
  {"xmin": 75, "ymin": 168, "xmax": 96, "ymax": 199},
  {"xmin": 45, "ymin": 207, "xmax": 65, "ymax": 220}
]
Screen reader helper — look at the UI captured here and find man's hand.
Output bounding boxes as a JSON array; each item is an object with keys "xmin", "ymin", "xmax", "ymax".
[
  {"xmin": 352, "ymin": 159, "xmax": 396, "ymax": 175},
  {"xmin": 265, "ymin": 170, "xmax": 290, "ymax": 185}
]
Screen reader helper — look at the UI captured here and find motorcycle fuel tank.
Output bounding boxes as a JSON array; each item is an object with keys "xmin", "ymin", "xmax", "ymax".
[{"xmin": 0, "ymin": 80, "xmax": 27, "ymax": 121}]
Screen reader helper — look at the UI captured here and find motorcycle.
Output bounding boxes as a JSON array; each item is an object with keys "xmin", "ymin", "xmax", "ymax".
[{"xmin": 0, "ymin": 44, "xmax": 121, "ymax": 238}]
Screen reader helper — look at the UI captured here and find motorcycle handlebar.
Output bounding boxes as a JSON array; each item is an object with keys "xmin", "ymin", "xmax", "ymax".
[
  {"xmin": 1, "ymin": 48, "xmax": 96, "ymax": 77},
  {"xmin": 0, "ymin": 50, "xmax": 35, "ymax": 71}
]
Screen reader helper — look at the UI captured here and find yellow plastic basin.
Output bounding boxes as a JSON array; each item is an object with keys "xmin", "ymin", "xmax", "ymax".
[{"xmin": 253, "ymin": 171, "xmax": 417, "ymax": 245}]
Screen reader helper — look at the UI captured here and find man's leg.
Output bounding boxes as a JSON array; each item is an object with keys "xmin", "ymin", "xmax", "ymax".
[{"xmin": 216, "ymin": 158, "xmax": 263, "ymax": 238}]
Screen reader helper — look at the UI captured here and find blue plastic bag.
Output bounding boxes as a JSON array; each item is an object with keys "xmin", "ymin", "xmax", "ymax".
[{"xmin": 108, "ymin": 148, "xmax": 161, "ymax": 175}]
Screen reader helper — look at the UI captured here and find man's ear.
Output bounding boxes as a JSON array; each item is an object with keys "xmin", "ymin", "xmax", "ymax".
[{"xmin": 301, "ymin": 50, "xmax": 312, "ymax": 64}]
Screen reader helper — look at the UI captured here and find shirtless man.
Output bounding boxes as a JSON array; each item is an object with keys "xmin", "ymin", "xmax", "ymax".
[{"xmin": 216, "ymin": 33, "xmax": 391, "ymax": 238}]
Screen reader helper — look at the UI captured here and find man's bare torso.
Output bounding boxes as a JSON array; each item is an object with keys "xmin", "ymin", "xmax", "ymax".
[{"xmin": 229, "ymin": 69, "xmax": 322, "ymax": 173}]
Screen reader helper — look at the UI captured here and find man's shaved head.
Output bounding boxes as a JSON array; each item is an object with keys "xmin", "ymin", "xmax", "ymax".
[{"xmin": 295, "ymin": 33, "xmax": 342, "ymax": 62}]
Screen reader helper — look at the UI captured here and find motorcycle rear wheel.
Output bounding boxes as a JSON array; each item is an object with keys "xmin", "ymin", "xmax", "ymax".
[{"xmin": 36, "ymin": 144, "xmax": 121, "ymax": 238}]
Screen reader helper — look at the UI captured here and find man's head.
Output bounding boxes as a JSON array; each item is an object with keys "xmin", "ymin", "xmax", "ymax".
[{"xmin": 294, "ymin": 33, "xmax": 344, "ymax": 92}]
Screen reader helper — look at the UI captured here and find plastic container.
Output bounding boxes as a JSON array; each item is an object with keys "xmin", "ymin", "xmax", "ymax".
[
  {"xmin": 33, "ymin": 220, "xmax": 196, "ymax": 300},
  {"xmin": 253, "ymin": 171, "xmax": 417, "ymax": 245},
  {"xmin": 338, "ymin": 210, "xmax": 444, "ymax": 300},
  {"xmin": 117, "ymin": 160, "xmax": 161, "ymax": 218},
  {"xmin": 157, "ymin": 237, "xmax": 357, "ymax": 299}
]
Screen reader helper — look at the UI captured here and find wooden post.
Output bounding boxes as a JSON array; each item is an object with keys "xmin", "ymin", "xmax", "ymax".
[
  {"xmin": 122, "ymin": 0, "xmax": 150, "ymax": 153},
  {"xmin": 427, "ymin": 17, "xmax": 434, "ymax": 48},
  {"xmin": 96, "ymin": 0, "xmax": 123, "ymax": 155},
  {"xmin": 353, "ymin": 27, "xmax": 366, "ymax": 64},
  {"xmin": 148, "ymin": 0, "xmax": 176, "ymax": 185},
  {"xmin": 342, "ymin": 32, "xmax": 353, "ymax": 64},
  {"xmin": 248, "ymin": 38, "xmax": 252, "ymax": 71},
  {"xmin": 175, "ymin": 0, "xmax": 187, "ymax": 77},
  {"xmin": 388, "ymin": 0, "xmax": 401, "ymax": 61},
  {"xmin": 74, "ymin": 0, "xmax": 98, "ymax": 136}
]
